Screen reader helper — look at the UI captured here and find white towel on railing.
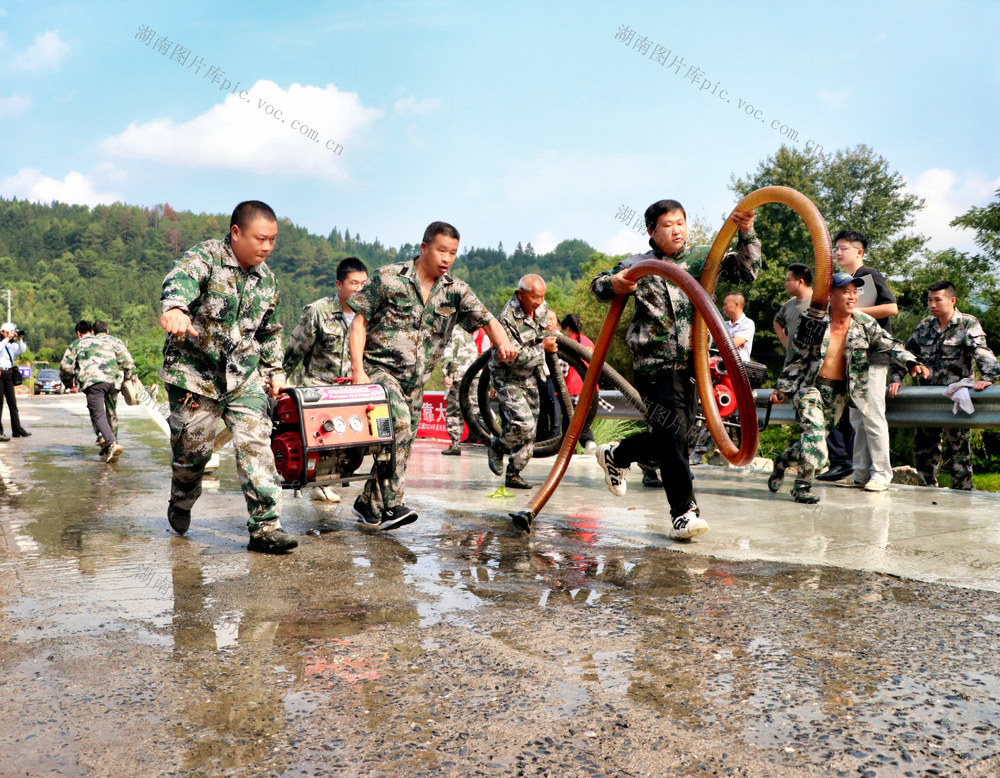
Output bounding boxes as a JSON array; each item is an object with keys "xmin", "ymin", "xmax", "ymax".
[{"xmin": 944, "ymin": 377, "xmax": 977, "ymax": 415}]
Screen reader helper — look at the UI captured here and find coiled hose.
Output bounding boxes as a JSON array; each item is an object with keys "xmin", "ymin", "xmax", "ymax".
[{"xmin": 509, "ymin": 186, "xmax": 833, "ymax": 531}]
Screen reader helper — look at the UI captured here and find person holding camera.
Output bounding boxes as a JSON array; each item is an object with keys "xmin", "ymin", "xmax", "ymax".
[{"xmin": 0, "ymin": 322, "xmax": 30, "ymax": 441}]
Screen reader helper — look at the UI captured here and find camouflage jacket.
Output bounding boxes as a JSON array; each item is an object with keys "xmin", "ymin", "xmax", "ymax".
[
  {"xmin": 283, "ymin": 296, "xmax": 351, "ymax": 385},
  {"xmin": 590, "ymin": 233, "xmax": 761, "ymax": 373},
  {"xmin": 441, "ymin": 326, "xmax": 480, "ymax": 381},
  {"xmin": 160, "ymin": 236, "xmax": 283, "ymax": 398},
  {"xmin": 60, "ymin": 333, "xmax": 136, "ymax": 391},
  {"xmin": 350, "ymin": 258, "xmax": 494, "ymax": 391},
  {"xmin": 776, "ymin": 311, "xmax": 921, "ymax": 414},
  {"xmin": 489, "ymin": 295, "xmax": 551, "ymax": 380},
  {"xmin": 891, "ymin": 311, "xmax": 1000, "ymax": 386}
]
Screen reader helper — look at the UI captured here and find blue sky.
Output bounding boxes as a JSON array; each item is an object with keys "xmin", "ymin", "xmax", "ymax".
[{"xmin": 1, "ymin": 0, "xmax": 997, "ymax": 258}]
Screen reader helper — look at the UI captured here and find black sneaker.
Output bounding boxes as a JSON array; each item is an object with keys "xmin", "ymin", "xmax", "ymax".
[
  {"xmin": 167, "ymin": 501, "xmax": 191, "ymax": 535},
  {"xmin": 441, "ymin": 444, "xmax": 461, "ymax": 456},
  {"xmin": 381, "ymin": 505, "xmax": 418, "ymax": 531},
  {"xmin": 792, "ymin": 486, "xmax": 820, "ymax": 504},
  {"xmin": 487, "ymin": 438, "xmax": 505, "ymax": 476},
  {"xmin": 247, "ymin": 526, "xmax": 299, "ymax": 554},
  {"xmin": 816, "ymin": 464, "xmax": 851, "ymax": 482},
  {"xmin": 640, "ymin": 468, "xmax": 662, "ymax": 488},
  {"xmin": 505, "ymin": 473, "xmax": 532, "ymax": 490},
  {"xmin": 352, "ymin": 497, "xmax": 382, "ymax": 528},
  {"xmin": 768, "ymin": 462, "xmax": 785, "ymax": 493}
]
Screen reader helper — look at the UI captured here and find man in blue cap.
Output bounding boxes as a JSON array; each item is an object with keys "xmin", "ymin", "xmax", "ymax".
[{"xmin": 767, "ymin": 272, "xmax": 928, "ymax": 504}]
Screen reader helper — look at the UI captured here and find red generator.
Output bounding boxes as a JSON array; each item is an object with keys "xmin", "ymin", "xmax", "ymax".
[{"xmin": 270, "ymin": 384, "xmax": 395, "ymax": 496}]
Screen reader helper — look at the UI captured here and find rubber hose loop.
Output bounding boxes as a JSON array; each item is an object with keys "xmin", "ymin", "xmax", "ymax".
[
  {"xmin": 692, "ymin": 186, "xmax": 832, "ymax": 465},
  {"xmin": 517, "ymin": 186, "xmax": 833, "ymax": 524}
]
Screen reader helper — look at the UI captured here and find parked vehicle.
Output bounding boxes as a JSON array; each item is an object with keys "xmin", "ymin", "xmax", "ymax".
[{"xmin": 33, "ymin": 369, "xmax": 64, "ymax": 395}]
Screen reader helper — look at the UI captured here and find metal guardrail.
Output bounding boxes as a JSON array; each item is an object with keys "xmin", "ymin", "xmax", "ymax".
[{"xmin": 596, "ymin": 386, "xmax": 1000, "ymax": 430}]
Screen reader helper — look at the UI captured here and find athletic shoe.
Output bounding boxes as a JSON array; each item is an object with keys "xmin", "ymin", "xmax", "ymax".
[
  {"xmin": 441, "ymin": 444, "xmax": 462, "ymax": 456},
  {"xmin": 505, "ymin": 473, "xmax": 532, "ymax": 489},
  {"xmin": 487, "ymin": 438, "xmax": 505, "ymax": 476},
  {"xmin": 247, "ymin": 525, "xmax": 299, "ymax": 554},
  {"xmin": 669, "ymin": 509, "xmax": 709, "ymax": 541},
  {"xmin": 381, "ymin": 505, "xmax": 418, "ymax": 531},
  {"xmin": 352, "ymin": 497, "xmax": 382, "ymax": 527},
  {"xmin": 167, "ymin": 501, "xmax": 191, "ymax": 535},
  {"xmin": 768, "ymin": 462, "xmax": 785, "ymax": 493},
  {"xmin": 864, "ymin": 477, "xmax": 890, "ymax": 492},
  {"xmin": 792, "ymin": 486, "xmax": 820, "ymax": 504},
  {"xmin": 105, "ymin": 443, "xmax": 124, "ymax": 464},
  {"xmin": 596, "ymin": 442, "xmax": 628, "ymax": 497},
  {"xmin": 582, "ymin": 441, "xmax": 598, "ymax": 455},
  {"xmin": 640, "ymin": 468, "xmax": 662, "ymax": 488},
  {"xmin": 310, "ymin": 486, "xmax": 341, "ymax": 503}
]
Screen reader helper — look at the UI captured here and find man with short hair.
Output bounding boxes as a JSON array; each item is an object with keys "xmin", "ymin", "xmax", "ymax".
[
  {"xmin": 349, "ymin": 221, "xmax": 517, "ymax": 530},
  {"xmin": 160, "ymin": 200, "xmax": 296, "ymax": 554},
  {"xmin": 0, "ymin": 322, "xmax": 29, "ymax": 441},
  {"xmin": 888, "ymin": 280, "xmax": 1000, "ymax": 490},
  {"xmin": 284, "ymin": 257, "xmax": 368, "ymax": 386},
  {"xmin": 722, "ymin": 292, "xmax": 755, "ymax": 363},
  {"xmin": 591, "ymin": 198, "xmax": 760, "ymax": 540},
  {"xmin": 773, "ymin": 263, "xmax": 813, "ymax": 363},
  {"xmin": 769, "ymin": 273, "xmax": 927, "ymax": 503},
  {"xmin": 60, "ymin": 320, "xmax": 136, "ymax": 464},
  {"xmin": 833, "ymin": 229, "xmax": 899, "ymax": 490},
  {"xmin": 487, "ymin": 274, "xmax": 557, "ymax": 489}
]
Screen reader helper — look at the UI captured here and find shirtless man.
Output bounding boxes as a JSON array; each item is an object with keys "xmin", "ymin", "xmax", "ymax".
[{"xmin": 768, "ymin": 273, "xmax": 927, "ymax": 504}]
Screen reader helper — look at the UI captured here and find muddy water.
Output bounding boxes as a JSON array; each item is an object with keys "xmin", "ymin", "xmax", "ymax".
[{"xmin": 2, "ymin": 398, "xmax": 1000, "ymax": 776}]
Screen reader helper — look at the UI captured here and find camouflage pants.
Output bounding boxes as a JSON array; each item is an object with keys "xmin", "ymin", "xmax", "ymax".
[
  {"xmin": 493, "ymin": 372, "xmax": 539, "ymax": 476},
  {"xmin": 915, "ymin": 427, "xmax": 973, "ymax": 491},
  {"xmin": 359, "ymin": 370, "xmax": 424, "ymax": 511},
  {"xmin": 167, "ymin": 383, "xmax": 281, "ymax": 531},
  {"xmin": 776, "ymin": 383, "xmax": 848, "ymax": 488},
  {"xmin": 445, "ymin": 382, "xmax": 464, "ymax": 445}
]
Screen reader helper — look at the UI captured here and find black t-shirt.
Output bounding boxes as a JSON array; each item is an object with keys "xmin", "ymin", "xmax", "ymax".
[{"xmin": 852, "ymin": 265, "xmax": 895, "ymax": 334}]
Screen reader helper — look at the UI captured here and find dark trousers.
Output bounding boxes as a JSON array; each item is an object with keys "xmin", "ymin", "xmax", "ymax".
[
  {"xmin": 826, "ymin": 408, "xmax": 855, "ymax": 469},
  {"xmin": 84, "ymin": 383, "xmax": 118, "ymax": 446},
  {"xmin": 613, "ymin": 366, "xmax": 697, "ymax": 517},
  {"xmin": 0, "ymin": 369, "xmax": 23, "ymax": 435}
]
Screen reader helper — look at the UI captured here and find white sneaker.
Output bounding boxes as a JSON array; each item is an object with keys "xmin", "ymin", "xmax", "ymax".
[
  {"xmin": 596, "ymin": 443, "xmax": 628, "ymax": 497},
  {"xmin": 310, "ymin": 486, "xmax": 341, "ymax": 503},
  {"xmin": 864, "ymin": 477, "xmax": 891, "ymax": 492},
  {"xmin": 582, "ymin": 441, "xmax": 598, "ymax": 455},
  {"xmin": 669, "ymin": 510, "xmax": 709, "ymax": 541}
]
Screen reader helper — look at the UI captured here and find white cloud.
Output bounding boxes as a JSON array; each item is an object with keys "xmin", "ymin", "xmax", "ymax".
[
  {"xmin": 599, "ymin": 228, "xmax": 647, "ymax": 257},
  {"xmin": 12, "ymin": 30, "xmax": 69, "ymax": 72},
  {"xmin": 100, "ymin": 80, "xmax": 383, "ymax": 181},
  {"xmin": 394, "ymin": 96, "xmax": 442, "ymax": 116},
  {"xmin": 908, "ymin": 168, "xmax": 1000, "ymax": 253},
  {"xmin": 817, "ymin": 88, "xmax": 851, "ymax": 111},
  {"xmin": 531, "ymin": 230, "xmax": 559, "ymax": 255},
  {"xmin": 0, "ymin": 93, "xmax": 30, "ymax": 118},
  {"xmin": 0, "ymin": 169, "xmax": 119, "ymax": 207}
]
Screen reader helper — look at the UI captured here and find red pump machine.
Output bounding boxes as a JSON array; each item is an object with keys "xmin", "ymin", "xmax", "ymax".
[{"xmin": 270, "ymin": 384, "xmax": 395, "ymax": 496}]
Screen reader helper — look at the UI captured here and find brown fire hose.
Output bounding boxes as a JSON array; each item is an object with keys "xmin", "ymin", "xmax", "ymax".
[{"xmin": 510, "ymin": 186, "xmax": 833, "ymax": 532}]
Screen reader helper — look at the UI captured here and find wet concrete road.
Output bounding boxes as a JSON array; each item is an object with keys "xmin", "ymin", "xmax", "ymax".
[{"xmin": 4, "ymin": 396, "xmax": 1000, "ymax": 776}]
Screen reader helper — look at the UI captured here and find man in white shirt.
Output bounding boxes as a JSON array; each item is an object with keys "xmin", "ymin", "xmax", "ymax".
[{"xmin": 722, "ymin": 292, "xmax": 755, "ymax": 363}]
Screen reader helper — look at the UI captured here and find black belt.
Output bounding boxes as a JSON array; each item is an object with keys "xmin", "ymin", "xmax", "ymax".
[{"xmin": 817, "ymin": 377, "xmax": 846, "ymax": 389}]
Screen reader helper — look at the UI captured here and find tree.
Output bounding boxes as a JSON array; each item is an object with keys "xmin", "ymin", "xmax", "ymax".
[{"xmin": 952, "ymin": 186, "xmax": 1000, "ymax": 265}]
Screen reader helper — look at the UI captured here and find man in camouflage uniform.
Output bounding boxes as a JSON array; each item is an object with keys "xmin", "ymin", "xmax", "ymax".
[
  {"xmin": 349, "ymin": 221, "xmax": 517, "ymax": 530},
  {"xmin": 60, "ymin": 319, "xmax": 136, "ymax": 464},
  {"xmin": 440, "ymin": 325, "xmax": 482, "ymax": 455},
  {"xmin": 160, "ymin": 200, "xmax": 296, "ymax": 554},
  {"xmin": 591, "ymin": 199, "xmax": 760, "ymax": 541},
  {"xmin": 486, "ymin": 275, "xmax": 557, "ymax": 489},
  {"xmin": 283, "ymin": 257, "xmax": 368, "ymax": 386},
  {"xmin": 770, "ymin": 273, "xmax": 928, "ymax": 503},
  {"xmin": 888, "ymin": 280, "xmax": 1000, "ymax": 490}
]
